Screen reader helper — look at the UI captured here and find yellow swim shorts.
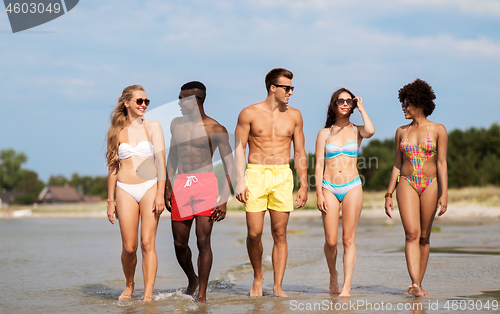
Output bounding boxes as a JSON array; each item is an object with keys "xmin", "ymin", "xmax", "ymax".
[{"xmin": 244, "ymin": 164, "xmax": 294, "ymax": 212}]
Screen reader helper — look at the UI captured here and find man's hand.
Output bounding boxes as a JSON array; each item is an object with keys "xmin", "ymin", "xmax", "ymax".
[
  {"xmin": 295, "ymin": 186, "xmax": 308, "ymax": 208},
  {"xmin": 211, "ymin": 203, "xmax": 227, "ymax": 222},
  {"xmin": 235, "ymin": 182, "xmax": 249, "ymax": 203}
]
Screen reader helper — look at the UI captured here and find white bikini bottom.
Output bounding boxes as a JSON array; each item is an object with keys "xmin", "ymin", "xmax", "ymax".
[{"xmin": 117, "ymin": 178, "xmax": 157, "ymax": 203}]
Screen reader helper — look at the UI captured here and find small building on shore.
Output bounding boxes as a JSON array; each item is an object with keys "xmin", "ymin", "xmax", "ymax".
[
  {"xmin": 0, "ymin": 190, "xmax": 26, "ymax": 208},
  {"xmin": 38, "ymin": 186, "xmax": 82, "ymax": 203}
]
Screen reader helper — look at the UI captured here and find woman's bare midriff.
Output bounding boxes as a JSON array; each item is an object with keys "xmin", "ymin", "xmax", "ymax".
[
  {"xmin": 323, "ymin": 156, "xmax": 359, "ymax": 185},
  {"xmin": 117, "ymin": 156, "xmax": 157, "ymax": 184}
]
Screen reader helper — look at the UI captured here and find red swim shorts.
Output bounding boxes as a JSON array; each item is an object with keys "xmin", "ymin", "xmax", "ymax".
[{"xmin": 171, "ymin": 172, "xmax": 219, "ymax": 221}]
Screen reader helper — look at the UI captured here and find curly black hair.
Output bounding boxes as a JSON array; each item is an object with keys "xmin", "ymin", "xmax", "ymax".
[{"xmin": 398, "ymin": 78, "xmax": 436, "ymax": 117}]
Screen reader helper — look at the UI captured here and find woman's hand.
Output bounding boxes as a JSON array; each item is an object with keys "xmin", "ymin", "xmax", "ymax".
[
  {"xmin": 317, "ymin": 193, "xmax": 328, "ymax": 214},
  {"xmin": 153, "ymin": 194, "xmax": 165, "ymax": 219},
  {"xmin": 384, "ymin": 197, "xmax": 394, "ymax": 219},
  {"xmin": 354, "ymin": 96, "xmax": 364, "ymax": 111},
  {"xmin": 107, "ymin": 202, "xmax": 117, "ymax": 224},
  {"xmin": 164, "ymin": 189, "xmax": 172, "ymax": 212},
  {"xmin": 437, "ymin": 194, "xmax": 448, "ymax": 216}
]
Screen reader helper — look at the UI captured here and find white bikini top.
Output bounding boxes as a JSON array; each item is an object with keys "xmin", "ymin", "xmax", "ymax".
[
  {"xmin": 118, "ymin": 141, "xmax": 154, "ymax": 160},
  {"xmin": 118, "ymin": 120, "xmax": 155, "ymax": 160}
]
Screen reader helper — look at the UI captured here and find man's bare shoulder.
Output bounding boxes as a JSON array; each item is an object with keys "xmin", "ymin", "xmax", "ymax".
[
  {"xmin": 204, "ymin": 116, "xmax": 228, "ymax": 134},
  {"xmin": 237, "ymin": 103, "xmax": 263, "ymax": 123},
  {"xmin": 285, "ymin": 105, "xmax": 304, "ymax": 125},
  {"xmin": 241, "ymin": 103, "xmax": 264, "ymax": 114},
  {"xmin": 286, "ymin": 105, "xmax": 302, "ymax": 116}
]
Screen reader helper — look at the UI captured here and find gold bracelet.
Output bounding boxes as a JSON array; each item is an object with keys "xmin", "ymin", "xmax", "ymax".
[
  {"xmin": 384, "ymin": 192, "xmax": 392, "ymax": 198},
  {"xmin": 107, "ymin": 199, "xmax": 115, "ymax": 203}
]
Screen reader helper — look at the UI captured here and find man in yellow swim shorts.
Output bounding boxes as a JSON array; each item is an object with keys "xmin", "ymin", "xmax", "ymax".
[{"xmin": 235, "ymin": 68, "xmax": 308, "ymax": 297}]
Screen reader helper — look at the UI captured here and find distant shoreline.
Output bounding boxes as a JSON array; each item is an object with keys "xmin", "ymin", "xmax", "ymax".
[
  {"xmin": 2, "ymin": 203, "xmax": 499, "ymax": 221},
  {"xmin": 2, "ymin": 186, "xmax": 500, "ymax": 221}
]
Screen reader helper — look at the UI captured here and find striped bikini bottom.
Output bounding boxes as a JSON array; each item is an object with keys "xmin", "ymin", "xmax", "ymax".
[{"xmin": 322, "ymin": 176, "xmax": 362, "ymax": 203}]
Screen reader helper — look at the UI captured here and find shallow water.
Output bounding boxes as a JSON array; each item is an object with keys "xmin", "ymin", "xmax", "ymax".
[{"xmin": 0, "ymin": 215, "xmax": 499, "ymax": 313}]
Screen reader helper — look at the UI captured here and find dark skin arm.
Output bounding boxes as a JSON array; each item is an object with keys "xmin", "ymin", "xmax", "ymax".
[{"xmin": 210, "ymin": 125, "xmax": 234, "ymax": 222}]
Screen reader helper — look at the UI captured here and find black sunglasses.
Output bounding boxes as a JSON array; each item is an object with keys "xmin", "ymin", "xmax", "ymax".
[
  {"xmin": 274, "ymin": 84, "xmax": 294, "ymax": 93},
  {"xmin": 134, "ymin": 98, "xmax": 150, "ymax": 106},
  {"xmin": 336, "ymin": 98, "xmax": 354, "ymax": 106},
  {"xmin": 401, "ymin": 101, "xmax": 409, "ymax": 108}
]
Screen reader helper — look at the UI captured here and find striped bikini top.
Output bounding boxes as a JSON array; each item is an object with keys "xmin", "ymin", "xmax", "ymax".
[
  {"xmin": 325, "ymin": 124, "xmax": 359, "ymax": 159},
  {"xmin": 118, "ymin": 121, "xmax": 154, "ymax": 160}
]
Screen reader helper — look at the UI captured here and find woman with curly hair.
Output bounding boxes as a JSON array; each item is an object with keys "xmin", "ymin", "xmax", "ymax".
[
  {"xmin": 106, "ymin": 85, "xmax": 166, "ymax": 302},
  {"xmin": 384, "ymin": 79, "xmax": 448, "ymax": 296},
  {"xmin": 315, "ymin": 88, "xmax": 375, "ymax": 296}
]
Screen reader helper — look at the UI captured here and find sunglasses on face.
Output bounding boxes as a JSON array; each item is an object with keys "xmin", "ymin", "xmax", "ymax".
[
  {"xmin": 401, "ymin": 101, "xmax": 409, "ymax": 108},
  {"xmin": 336, "ymin": 98, "xmax": 353, "ymax": 106},
  {"xmin": 134, "ymin": 98, "xmax": 150, "ymax": 106},
  {"xmin": 274, "ymin": 84, "xmax": 294, "ymax": 93}
]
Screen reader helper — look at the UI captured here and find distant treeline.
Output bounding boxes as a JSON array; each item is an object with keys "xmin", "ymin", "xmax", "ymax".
[
  {"xmin": 290, "ymin": 123, "xmax": 500, "ymax": 191},
  {"xmin": 0, "ymin": 149, "xmax": 107, "ymax": 205}
]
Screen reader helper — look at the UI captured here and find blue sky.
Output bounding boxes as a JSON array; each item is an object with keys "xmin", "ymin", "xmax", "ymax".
[{"xmin": 1, "ymin": 0, "xmax": 499, "ymax": 181}]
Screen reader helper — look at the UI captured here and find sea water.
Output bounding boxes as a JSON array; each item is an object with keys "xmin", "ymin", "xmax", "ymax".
[{"xmin": 0, "ymin": 214, "xmax": 499, "ymax": 313}]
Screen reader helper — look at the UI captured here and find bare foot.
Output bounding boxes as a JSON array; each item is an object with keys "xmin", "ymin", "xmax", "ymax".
[
  {"xmin": 118, "ymin": 282, "xmax": 134, "ymax": 301},
  {"xmin": 420, "ymin": 286, "xmax": 430, "ymax": 296},
  {"xmin": 197, "ymin": 293, "xmax": 207, "ymax": 303},
  {"xmin": 329, "ymin": 270, "xmax": 340, "ymax": 294},
  {"xmin": 142, "ymin": 295, "xmax": 153, "ymax": 303},
  {"xmin": 408, "ymin": 283, "xmax": 424, "ymax": 297},
  {"xmin": 250, "ymin": 276, "xmax": 263, "ymax": 297},
  {"xmin": 273, "ymin": 287, "xmax": 288, "ymax": 297},
  {"xmin": 339, "ymin": 287, "xmax": 350, "ymax": 297},
  {"xmin": 183, "ymin": 277, "xmax": 199, "ymax": 296}
]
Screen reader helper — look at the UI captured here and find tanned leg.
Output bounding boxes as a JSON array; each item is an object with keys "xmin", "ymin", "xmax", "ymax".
[
  {"xmin": 246, "ymin": 211, "xmax": 266, "ymax": 296},
  {"xmin": 115, "ymin": 187, "xmax": 140, "ymax": 301},
  {"xmin": 139, "ymin": 185, "xmax": 160, "ymax": 301},
  {"xmin": 397, "ymin": 179, "xmax": 424, "ymax": 297},
  {"xmin": 321, "ymin": 189, "xmax": 341, "ymax": 294},
  {"xmin": 339, "ymin": 186, "xmax": 363, "ymax": 297},
  {"xmin": 417, "ymin": 180, "xmax": 438, "ymax": 296},
  {"xmin": 269, "ymin": 209, "xmax": 290, "ymax": 297}
]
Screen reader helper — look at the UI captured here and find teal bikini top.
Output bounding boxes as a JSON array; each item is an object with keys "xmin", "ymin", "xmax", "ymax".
[{"xmin": 324, "ymin": 124, "xmax": 359, "ymax": 159}]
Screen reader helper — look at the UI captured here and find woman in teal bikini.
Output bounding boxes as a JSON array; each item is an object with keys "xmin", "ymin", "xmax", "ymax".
[
  {"xmin": 385, "ymin": 79, "xmax": 448, "ymax": 297},
  {"xmin": 315, "ymin": 88, "xmax": 375, "ymax": 296}
]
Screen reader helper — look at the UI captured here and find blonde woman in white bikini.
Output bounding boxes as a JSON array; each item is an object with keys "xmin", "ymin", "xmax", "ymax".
[{"xmin": 106, "ymin": 85, "xmax": 166, "ymax": 302}]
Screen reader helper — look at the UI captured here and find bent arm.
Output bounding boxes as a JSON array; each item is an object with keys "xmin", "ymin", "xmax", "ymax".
[{"xmin": 354, "ymin": 97, "xmax": 375, "ymax": 139}]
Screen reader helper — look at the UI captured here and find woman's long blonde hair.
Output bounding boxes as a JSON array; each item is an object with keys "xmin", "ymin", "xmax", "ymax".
[{"xmin": 106, "ymin": 85, "xmax": 145, "ymax": 171}]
